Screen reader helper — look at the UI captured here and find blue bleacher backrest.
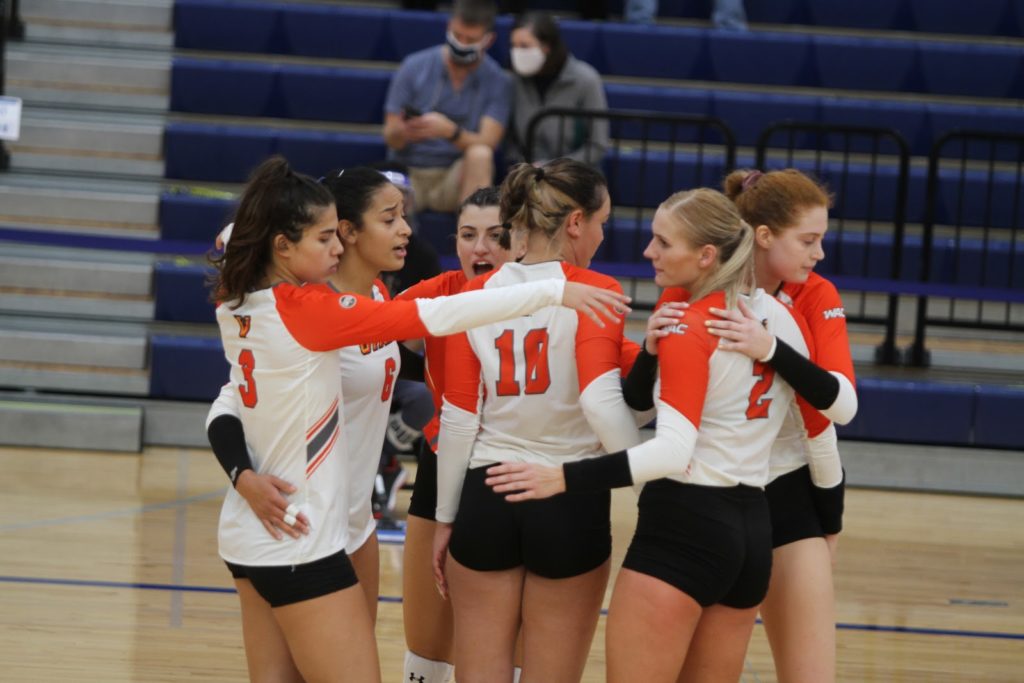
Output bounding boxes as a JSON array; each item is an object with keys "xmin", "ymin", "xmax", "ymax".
[
  {"xmin": 927, "ymin": 104, "xmax": 1024, "ymax": 163},
  {"xmin": 602, "ymin": 24, "xmax": 707, "ymax": 80},
  {"xmin": 274, "ymin": 130, "xmax": 387, "ymax": 178},
  {"xmin": 744, "ymin": 0, "xmax": 806, "ymax": 25},
  {"xmin": 154, "ymin": 262, "xmax": 217, "ymax": 324},
  {"xmin": 712, "ymin": 90, "xmax": 820, "ymax": 148},
  {"xmin": 974, "ymin": 385, "xmax": 1024, "ymax": 449},
  {"xmin": 165, "ymin": 122, "xmax": 276, "ymax": 182},
  {"xmin": 818, "ymin": 98, "xmax": 928, "ymax": 155},
  {"xmin": 813, "ymin": 35, "xmax": 920, "ymax": 94},
  {"xmin": 908, "ymin": 0, "xmax": 1014, "ymax": 37},
  {"xmin": 559, "ymin": 19, "xmax": 605, "ymax": 73},
  {"xmin": 918, "ymin": 42, "xmax": 1024, "ymax": 99},
  {"xmin": 171, "ymin": 58, "xmax": 278, "ymax": 118},
  {"xmin": 150, "ymin": 335, "xmax": 227, "ymax": 401},
  {"xmin": 807, "ymin": 0, "xmax": 913, "ymax": 31},
  {"xmin": 159, "ymin": 192, "xmax": 236, "ymax": 243},
  {"xmin": 278, "ymin": 66, "xmax": 389, "ymax": 124},
  {"xmin": 709, "ymin": 32, "xmax": 814, "ymax": 88},
  {"xmin": 934, "ymin": 166, "xmax": 1024, "ymax": 232},
  {"xmin": 387, "ymin": 10, "xmax": 448, "ymax": 62},
  {"xmin": 174, "ymin": 0, "xmax": 283, "ymax": 53},
  {"xmin": 837, "ymin": 378, "xmax": 974, "ymax": 445},
  {"xmin": 281, "ymin": 4, "xmax": 387, "ymax": 60}
]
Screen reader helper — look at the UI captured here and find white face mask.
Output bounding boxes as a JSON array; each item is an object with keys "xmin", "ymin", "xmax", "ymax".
[{"xmin": 511, "ymin": 46, "xmax": 546, "ymax": 77}]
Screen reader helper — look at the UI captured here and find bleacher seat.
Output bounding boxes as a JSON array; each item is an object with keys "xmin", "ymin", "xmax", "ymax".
[
  {"xmin": 149, "ymin": 334, "xmax": 227, "ymax": 401},
  {"xmin": 159, "ymin": 192, "xmax": 235, "ymax": 243},
  {"xmin": 836, "ymin": 378, "xmax": 975, "ymax": 445},
  {"xmin": 154, "ymin": 261, "xmax": 216, "ymax": 324},
  {"xmin": 974, "ymin": 385, "xmax": 1024, "ymax": 449}
]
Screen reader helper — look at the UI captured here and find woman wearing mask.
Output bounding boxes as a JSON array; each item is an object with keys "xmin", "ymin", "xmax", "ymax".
[{"xmin": 506, "ymin": 12, "xmax": 609, "ymax": 167}]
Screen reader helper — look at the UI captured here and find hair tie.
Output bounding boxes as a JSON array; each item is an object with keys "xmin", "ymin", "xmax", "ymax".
[
  {"xmin": 741, "ymin": 170, "xmax": 763, "ymax": 191},
  {"xmin": 535, "ymin": 167, "xmax": 545, "ymax": 182}
]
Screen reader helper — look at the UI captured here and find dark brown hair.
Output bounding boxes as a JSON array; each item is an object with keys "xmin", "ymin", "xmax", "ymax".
[
  {"xmin": 210, "ymin": 156, "xmax": 333, "ymax": 307},
  {"xmin": 320, "ymin": 167, "xmax": 393, "ymax": 231},
  {"xmin": 723, "ymin": 168, "xmax": 833, "ymax": 236}
]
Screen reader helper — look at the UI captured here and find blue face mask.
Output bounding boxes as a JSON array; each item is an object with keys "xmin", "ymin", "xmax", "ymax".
[{"xmin": 446, "ymin": 30, "xmax": 485, "ymax": 66}]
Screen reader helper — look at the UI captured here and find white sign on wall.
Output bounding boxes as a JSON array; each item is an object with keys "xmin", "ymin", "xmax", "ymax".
[{"xmin": 0, "ymin": 97, "xmax": 23, "ymax": 142}]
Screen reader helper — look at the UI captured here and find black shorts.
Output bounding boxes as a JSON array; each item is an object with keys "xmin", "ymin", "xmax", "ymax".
[
  {"xmin": 449, "ymin": 465, "xmax": 612, "ymax": 579},
  {"xmin": 766, "ymin": 465, "xmax": 824, "ymax": 549},
  {"xmin": 622, "ymin": 479, "xmax": 772, "ymax": 609},
  {"xmin": 225, "ymin": 548, "xmax": 358, "ymax": 608},
  {"xmin": 407, "ymin": 439, "xmax": 437, "ymax": 521}
]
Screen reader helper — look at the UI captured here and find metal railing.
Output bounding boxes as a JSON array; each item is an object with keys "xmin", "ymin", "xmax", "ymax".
[
  {"xmin": 755, "ymin": 121, "xmax": 911, "ymax": 365},
  {"xmin": 525, "ymin": 107, "xmax": 736, "ymax": 306},
  {"xmin": 907, "ymin": 130, "xmax": 1024, "ymax": 366}
]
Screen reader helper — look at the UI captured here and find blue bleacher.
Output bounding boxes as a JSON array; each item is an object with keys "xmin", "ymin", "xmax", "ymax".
[
  {"xmin": 170, "ymin": 57, "xmax": 1024, "ymax": 160},
  {"xmin": 173, "ymin": 1, "xmax": 1024, "ymax": 99}
]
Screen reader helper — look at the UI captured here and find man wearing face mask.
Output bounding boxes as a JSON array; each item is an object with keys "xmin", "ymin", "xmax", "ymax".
[
  {"xmin": 384, "ymin": 0, "xmax": 511, "ymax": 213},
  {"xmin": 506, "ymin": 12, "xmax": 609, "ymax": 168}
]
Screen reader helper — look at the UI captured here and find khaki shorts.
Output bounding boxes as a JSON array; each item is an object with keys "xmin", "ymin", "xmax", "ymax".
[{"xmin": 409, "ymin": 161, "xmax": 464, "ymax": 213}]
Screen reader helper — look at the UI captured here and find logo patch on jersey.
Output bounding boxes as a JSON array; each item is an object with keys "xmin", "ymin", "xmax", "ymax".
[
  {"xmin": 233, "ymin": 315, "xmax": 252, "ymax": 338},
  {"xmin": 668, "ymin": 322, "xmax": 688, "ymax": 335},
  {"xmin": 822, "ymin": 307, "xmax": 846, "ymax": 320},
  {"xmin": 339, "ymin": 295, "xmax": 357, "ymax": 309}
]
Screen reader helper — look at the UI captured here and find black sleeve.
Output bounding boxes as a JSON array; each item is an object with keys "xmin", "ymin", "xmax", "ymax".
[
  {"xmin": 769, "ymin": 338, "xmax": 840, "ymax": 410},
  {"xmin": 563, "ymin": 450, "xmax": 634, "ymax": 492},
  {"xmin": 398, "ymin": 344, "xmax": 425, "ymax": 381},
  {"xmin": 207, "ymin": 414, "xmax": 253, "ymax": 487},
  {"xmin": 810, "ymin": 469, "xmax": 845, "ymax": 535},
  {"xmin": 622, "ymin": 346, "xmax": 659, "ymax": 411}
]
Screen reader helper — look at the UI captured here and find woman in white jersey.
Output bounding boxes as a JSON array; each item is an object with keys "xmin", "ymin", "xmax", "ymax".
[
  {"xmin": 702, "ymin": 169, "xmax": 856, "ymax": 683},
  {"xmin": 206, "ymin": 156, "xmax": 630, "ymax": 682},
  {"xmin": 485, "ymin": 188, "xmax": 839, "ymax": 682},
  {"xmin": 208, "ymin": 166, "xmax": 426, "ymax": 624},
  {"xmin": 431, "ymin": 158, "xmax": 643, "ymax": 682}
]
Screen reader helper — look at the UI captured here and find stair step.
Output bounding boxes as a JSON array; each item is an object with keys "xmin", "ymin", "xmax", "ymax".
[
  {"xmin": 0, "ymin": 398, "xmax": 143, "ymax": 452},
  {"xmin": 25, "ymin": 23, "xmax": 174, "ymax": 49},
  {"xmin": 0, "ymin": 185, "xmax": 159, "ymax": 234},
  {"xmin": 0, "ymin": 315, "xmax": 148, "ymax": 368},
  {"xmin": 8, "ymin": 150, "xmax": 165, "ymax": 177},
  {"xmin": 20, "ymin": 0, "xmax": 172, "ymax": 30},
  {"xmin": 0, "ymin": 251, "xmax": 153, "ymax": 296},
  {"xmin": 7, "ymin": 84, "xmax": 170, "ymax": 112},
  {"xmin": 18, "ymin": 113, "xmax": 164, "ymax": 156},
  {"xmin": 7, "ymin": 45, "xmax": 169, "ymax": 92}
]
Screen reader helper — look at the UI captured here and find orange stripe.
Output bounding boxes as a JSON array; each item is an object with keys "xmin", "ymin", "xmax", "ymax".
[
  {"xmin": 306, "ymin": 426, "xmax": 340, "ymax": 478},
  {"xmin": 307, "ymin": 397, "xmax": 339, "ymax": 440}
]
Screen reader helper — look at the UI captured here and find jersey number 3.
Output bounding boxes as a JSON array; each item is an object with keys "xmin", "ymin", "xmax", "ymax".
[
  {"xmin": 746, "ymin": 360, "xmax": 775, "ymax": 420},
  {"xmin": 494, "ymin": 328, "xmax": 551, "ymax": 396},
  {"xmin": 238, "ymin": 349, "xmax": 258, "ymax": 408}
]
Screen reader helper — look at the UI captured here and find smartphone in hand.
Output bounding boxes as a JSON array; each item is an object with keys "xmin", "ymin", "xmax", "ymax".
[{"xmin": 402, "ymin": 105, "xmax": 422, "ymax": 120}]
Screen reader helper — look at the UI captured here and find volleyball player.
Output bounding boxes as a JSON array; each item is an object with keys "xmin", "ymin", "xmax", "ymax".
[
  {"xmin": 431, "ymin": 159, "xmax": 642, "ymax": 682},
  {"xmin": 703, "ymin": 168, "xmax": 856, "ymax": 683},
  {"xmin": 485, "ymin": 188, "xmax": 840, "ymax": 682},
  {"xmin": 205, "ymin": 156, "xmax": 630, "ymax": 682}
]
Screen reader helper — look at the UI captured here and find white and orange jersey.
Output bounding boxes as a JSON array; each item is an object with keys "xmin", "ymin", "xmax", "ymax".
[
  {"xmin": 626, "ymin": 289, "xmax": 823, "ymax": 488},
  {"xmin": 396, "ymin": 269, "xmax": 468, "ymax": 452},
  {"xmin": 769, "ymin": 272, "xmax": 854, "ymax": 485},
  {"xmin": 339, "ymin": 280, "xmax": 402, "ymax": 550},
  {"xmin": 214, "ymin": 276, "xmax": 567, "ymax": 566},
  {"xmin": 436, "ymin": 261, "xmax": 641, "ymax": 523}
]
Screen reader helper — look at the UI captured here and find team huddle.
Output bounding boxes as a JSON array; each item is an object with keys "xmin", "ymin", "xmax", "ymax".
[{"xmin": 206, "ymin": 156, "xmax": 857, "ymax": 683}]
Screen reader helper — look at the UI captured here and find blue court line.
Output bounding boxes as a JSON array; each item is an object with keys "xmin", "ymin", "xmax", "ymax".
[{"xmin": 0, "ymin": 574, "xmax": 1020, "ymax": 642}]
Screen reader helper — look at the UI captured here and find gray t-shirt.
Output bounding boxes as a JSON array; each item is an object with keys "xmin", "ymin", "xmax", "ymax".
[{"xmin": 385, "ymin": 46, "xmax": 512, "ymax": 169}]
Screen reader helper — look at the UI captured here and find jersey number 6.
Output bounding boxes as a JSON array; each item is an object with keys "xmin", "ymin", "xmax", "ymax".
[{"xmin": 494, "ymin": 328, "xmax": 551, "ymax": 397}]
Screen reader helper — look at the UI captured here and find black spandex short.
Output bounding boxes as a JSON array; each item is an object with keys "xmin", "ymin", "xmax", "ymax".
[
  {"xmin": 448, "ymin": 465, "xmax": 612, "ymax": 579},
  {"xmin": 766, "ymin": 464, "xmax": 825, "ymax": 549},
  {"xmin": 622, "ymin": 479, "xmax": 772, "ymax": 609},
  {"xmin": 224, "ymin": 547, "xmax": 358, "ymax": 608},
  {"xmin": 407, "ymin": 439, "xmax": 437, "ymax": 521}
]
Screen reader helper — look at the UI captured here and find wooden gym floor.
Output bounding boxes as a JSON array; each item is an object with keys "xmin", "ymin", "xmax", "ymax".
[{"xmin": 0, "ymin": 445, "xmax": 1021, "ymax": 682}]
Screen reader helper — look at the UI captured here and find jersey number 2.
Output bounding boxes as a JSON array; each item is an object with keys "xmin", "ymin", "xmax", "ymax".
[
  {"xmin": 746, "ymin": 361, "xmax": 775, "ymax": 420},
  {"xmin": 238, "ymin": 349, "xmax": 258, "ymax": 408},
  {"xmin": 494, "ymin": 328, "xmax": 551, "ymax": 396}
]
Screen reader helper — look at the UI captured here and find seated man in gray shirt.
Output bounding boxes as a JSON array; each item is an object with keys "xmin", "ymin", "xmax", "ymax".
[{"xmin": 383, "ymin": 0, "xmax": 511, "ymax": 213}]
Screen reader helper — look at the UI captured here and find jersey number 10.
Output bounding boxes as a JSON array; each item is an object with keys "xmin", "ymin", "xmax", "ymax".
[{"xmin": 494, "ymin": 328, "xmax": 551, "ymax": 396}]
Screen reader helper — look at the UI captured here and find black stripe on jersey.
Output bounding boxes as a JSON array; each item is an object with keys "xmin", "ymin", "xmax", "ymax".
[{"xmin": 306, "ymin": 409, "xmax": 340, "ymax": 463}]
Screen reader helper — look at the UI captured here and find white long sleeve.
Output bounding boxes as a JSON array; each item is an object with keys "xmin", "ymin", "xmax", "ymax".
[
  {"xmin": 435, "ymin": 397, "xmax": 481, "ymax": 524},
  {"xmin": 579, "ymin": 369, "xmax": 643, "ymax": 453},
  {"xmin": 415, "ymin": 279, "xmax": 565, "ymax": 337}
]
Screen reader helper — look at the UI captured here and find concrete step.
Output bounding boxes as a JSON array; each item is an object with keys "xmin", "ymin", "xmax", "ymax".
[
  {"xmin": 0, "ymin": 314, "xmax": 149, "ymax": 368},
  {"xmin": 20, "ymin": 0, "xmax": 172, "ymax": 30},
  {"xmin": 25, "ymin": 23, "xmax": 174, "ymax": 49},
  {"xmin": 7, "ymin": 44, "xmax": 170, "ymax": 93},
  {"xmin": 0, "ymin": 398, "xmax": 143, "ymax": 452},
  {"xmin": 0, "ymin": 185, "xmax": 159, "ymax": 235}
]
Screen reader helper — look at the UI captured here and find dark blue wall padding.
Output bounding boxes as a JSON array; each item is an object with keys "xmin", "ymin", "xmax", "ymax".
[
  {"xmin": 154, "ymin": 262, "xmax": 217, "ymax": 324},
  {"xmin": 836, "ymin": 378, "xmax": 975, "ymax": 445},
  {"xmin": 164, "ymin": 122, "xmax": 387, "ymax": 182},
  {"xmin": 159, "ymin": 192, "xmax": 236, "ymax": 243},
  {"xmin": 974, "ymin": 385, "xmax": 1024, "ymax": 449},
  {"xmin": 149, "ymin": 334, "xmax": 228, "ymax": 401}
]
